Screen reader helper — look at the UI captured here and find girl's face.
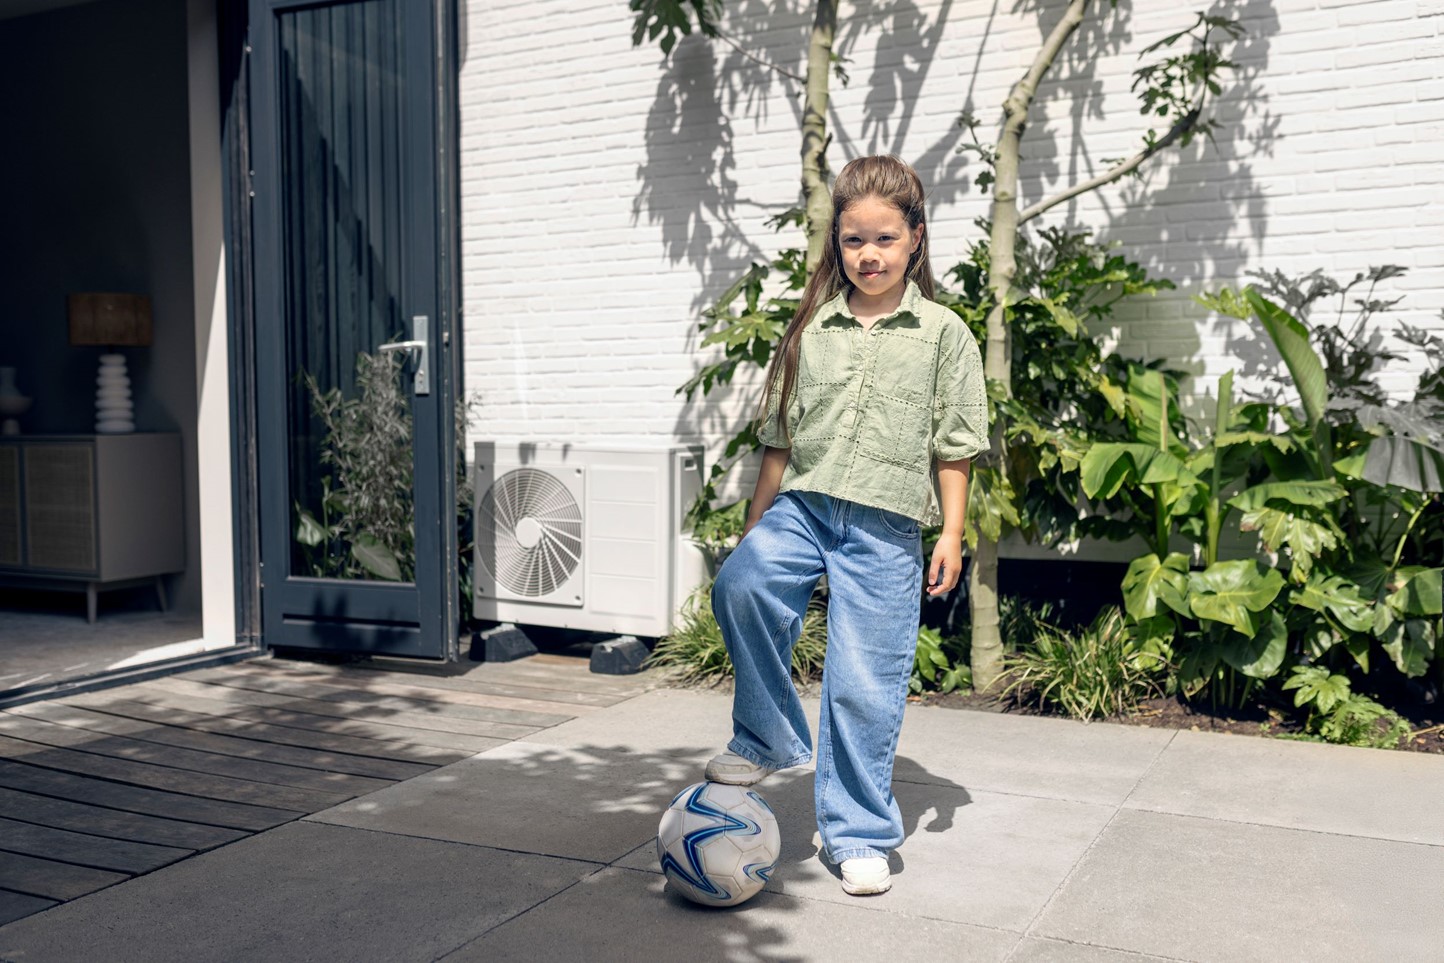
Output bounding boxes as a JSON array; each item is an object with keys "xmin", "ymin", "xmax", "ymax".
[{"xmin": 837, "ymin": 195, "xmax": 922, "ymax": 304}]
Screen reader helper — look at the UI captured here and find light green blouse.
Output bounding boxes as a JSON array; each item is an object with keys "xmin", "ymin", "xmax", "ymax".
[{"xmin": 755, "ymin": 280, "xmax": 989, "ymax": 527}]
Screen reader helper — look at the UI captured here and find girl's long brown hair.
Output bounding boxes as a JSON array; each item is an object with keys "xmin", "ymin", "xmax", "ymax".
[{"xmin": 755, "ymin": 155, "xmax": 936, "ymax": 447}]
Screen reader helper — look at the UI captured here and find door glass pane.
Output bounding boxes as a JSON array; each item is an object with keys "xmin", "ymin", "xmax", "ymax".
[{"xmin": 278, "ymin": 0, "xmax": 413, "ymax": 583}]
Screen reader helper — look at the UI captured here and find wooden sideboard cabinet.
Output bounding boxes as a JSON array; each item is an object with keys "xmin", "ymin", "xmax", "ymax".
[{"xmin": 0, "ymin": 433, "xmax": 184, "ymax": 622}]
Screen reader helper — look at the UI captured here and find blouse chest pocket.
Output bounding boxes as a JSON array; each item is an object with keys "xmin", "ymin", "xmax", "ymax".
[
  {"xmin": 859, "ymin": 331, "xmax": 936, "ymax": 472},
  {"xmin": 798, "ymin": 328, "xmax": 854, "ymax": 387}
]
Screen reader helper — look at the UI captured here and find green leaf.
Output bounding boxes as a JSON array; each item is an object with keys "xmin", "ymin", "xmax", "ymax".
[
  {"xmin": 1245, "ymin": 288, "xmax": 1331, "ymax": 470},
  {"xmin": 1380, "ymin": 618, "xmax": 1435, "ymax": 678},
  {"xmin": 1122, "ymin": 552, "xmax": 1190, "ymax": 620},
  {"xmin": 1227, "ymin": 480, "xmax": 1346, "ymax": 512},
  {"xmin": 295, "ymin": 506, "xmax": 328, "ymax": 547},
  {"xmin": 1216, "ymin": 611, "xmax": 1288, "ymax": 678},
  {"xmin": 1237, "ymin": 507, "xmax": 1339, "ymax": 579},
  {"xmin": 1187, "ymin": 560, "xmax": 1285, "ymax": 637},
  {"xmin": 351, "ymin": 534, "xmax": 403, "ymax": 581},
  {"xmin": 1282, "ymin": 664, "xmax": 1351, "ymax": 714},
  {"xmin": 1389, "ymin": 566, "xmax": 1443, "ymax": 617},
  {"xmin": 1125, "ymin": 366, "xmax": 1174, "ymax": 452},
  {"xmin": 1079, "ymin": 444, "xmax": 1187, "ymax": 499},
  {"xmin": 1290, "ymin": 574, "xmax": 1374, "ymax": 633},
  {"xmin": 1362, "ymin": 433, "xmax": 1444, "ymax": 493}
]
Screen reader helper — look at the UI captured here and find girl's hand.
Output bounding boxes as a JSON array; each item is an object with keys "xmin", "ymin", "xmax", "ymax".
[{"xmin": 927, "ymin": 533, "xmax": 963, "ymax": 596}]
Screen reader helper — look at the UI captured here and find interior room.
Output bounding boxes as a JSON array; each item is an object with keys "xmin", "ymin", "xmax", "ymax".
[{"xmin": 0, "ymin": 0, "xmax": 206, "ymax": 696}]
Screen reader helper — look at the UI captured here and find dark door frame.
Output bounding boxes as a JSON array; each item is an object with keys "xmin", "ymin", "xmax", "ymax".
[{"xmin": 237, "ymin": 0, "xmax": 462, "ymax": 660}]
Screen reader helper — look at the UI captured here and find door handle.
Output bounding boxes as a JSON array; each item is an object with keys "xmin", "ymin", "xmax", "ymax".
[{"xmin": 378, "ymin": 315, "xmax": 430, "ymax": 395}]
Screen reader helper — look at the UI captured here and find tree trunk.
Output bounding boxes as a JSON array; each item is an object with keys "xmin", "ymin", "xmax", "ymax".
[
  {"xmin": 970, "ymin": 0, "xmax": 1091, "ymax": 692},
  {"xmin": 801, "ymin": 0, "xmax": 837, "ymax": 273}
]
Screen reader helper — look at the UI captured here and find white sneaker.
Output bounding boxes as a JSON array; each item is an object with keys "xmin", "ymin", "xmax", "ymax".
[
  {"xmin": 704, "ymin": 750, "xmax": 775, "ymax": 786},
  {"xmin": 840, "ymin": 856, "xmax": 892, "ymax": 895}
]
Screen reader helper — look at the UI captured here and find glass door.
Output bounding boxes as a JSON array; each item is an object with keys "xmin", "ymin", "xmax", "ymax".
[{"xmin": 248, "ymin": 0, "xmax": 457, "ymax": 657}]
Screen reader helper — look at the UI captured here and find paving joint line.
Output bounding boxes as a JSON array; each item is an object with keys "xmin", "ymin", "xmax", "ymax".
[{"xmin": 1003, "ymin": 729, "xmax": 1180, "ymax": 960}]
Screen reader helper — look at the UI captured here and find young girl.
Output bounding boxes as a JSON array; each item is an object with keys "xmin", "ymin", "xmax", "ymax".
[{"xmin": 706, "ymin": 155, "xmax": 988, "ymax": 896}]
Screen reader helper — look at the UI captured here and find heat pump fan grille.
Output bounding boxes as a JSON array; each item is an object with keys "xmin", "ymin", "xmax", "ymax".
[{"xmin": 477, "ymin": 467, "xmax": 583, "ymax": 597}]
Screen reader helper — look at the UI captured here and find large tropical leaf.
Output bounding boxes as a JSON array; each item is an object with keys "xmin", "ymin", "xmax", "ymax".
[
  {"xmin": 1388, "ymin": 566, "xmax": 1443, "ymax": 617},
  {"xmin": 1227, "ymin": 480, "xmax": 1346, "ymax": 512},
  {"xmin": 1246, "ymin": 287, "xmax": 1332, "ymax": 473},
  {"xmin": 1125, "ymin": 366, "xmax": 1176, "ymax": 453},
  {"xmin": 1362, "ymin": 435, "xmax": 1444, "ymax": 492},
  {"xmin": 1380, "ymin": 618, "xmax": 1435, "ymax": 678},
  {"xmin": 1216, "ymin": 611, "xmax": 1288, "ymax": 678},
  {"xmin": 1290, "ymin": 574, "xmax": 1374, "ymax": 633},
  {"xmin": 1080, "ymin": 444, "xmax": 1189, "ymax": 500},
  {"xmin": 351, "ymin": 533, "xmax": 403, "ymax": 581},
  {"xmin": 1245, "ymin": 288, "xmax": 1328, "ymax": 433},
  {"xmin": 1187, "ymin": 559, "xmax": 1286, "ymax": 637},
  {"xmin": 1238, "ymin": 507, "xmax": 1340, "ymax": 580},
  {"xmin": 1121, "ymin": 552, "xmax": 1191, "ymax": 620}
]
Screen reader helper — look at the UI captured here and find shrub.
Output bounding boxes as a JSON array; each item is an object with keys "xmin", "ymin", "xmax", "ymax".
[
  {"xmin": 648, "ymin": 579, "xmax": 828, "ymax": 685},
  {"xmin": 1282, "ymin": 665, "xmax": 1412, "ymax": 749},
  {"xmin": 1002, "ymin": 607, "xmax": 1169, "ymax": 720}
]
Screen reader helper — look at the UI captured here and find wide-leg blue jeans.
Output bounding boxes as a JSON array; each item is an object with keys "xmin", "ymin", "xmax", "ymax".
[{"xmin": 711, "ymin": 489, "xmax": 924, "ymax": 863}]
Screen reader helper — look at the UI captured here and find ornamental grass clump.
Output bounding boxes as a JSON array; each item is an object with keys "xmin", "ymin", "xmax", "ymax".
[
  {"xmin": 649, "ymin": 579, "xmax": 827, "ymax": 686},
  {"xmin": 1003, "ymin": 606, "xmax": 1169, "ymax": 721}
]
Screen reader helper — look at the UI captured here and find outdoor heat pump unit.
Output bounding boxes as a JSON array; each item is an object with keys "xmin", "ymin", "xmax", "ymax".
[{"xmin": 471, "ymin": 442, "xmax": 710, "ymax": 639}]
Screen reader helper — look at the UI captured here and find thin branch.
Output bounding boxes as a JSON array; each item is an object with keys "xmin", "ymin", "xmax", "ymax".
[
  {"xmin": 715, "ymin": 29, "xmax": 804, "ymax": 83},
  {"xmin": 1017, "ymin": 94, "xmax": 1203, "ymax": 227}
]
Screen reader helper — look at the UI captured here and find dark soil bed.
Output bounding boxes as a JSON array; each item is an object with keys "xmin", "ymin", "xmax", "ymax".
[{"xmin": 912, "ymin": 688, "xmax": 1444, "ymax": 754}]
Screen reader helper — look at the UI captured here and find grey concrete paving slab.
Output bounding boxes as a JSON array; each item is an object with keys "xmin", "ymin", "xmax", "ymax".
[
  {"xmin": 0, "ymin": 822, "xmax": 594, "ymax": 963},
  {"xmin": 1008, "ymin": 938, "xmax": 1183, "ymax": 962},
  {"xmin": 1124, "ymin": 729, "xmax": 1444, "ymax": 844},
  {"xmin": 1034, "ymin": 808, "xmax": 1444, "ymax": 962},
  {"xmin": 442, "ymin": 866, "xmax": 1020, "ymax": 963},
  {"xmin": 523, "ymin": 687, "xmax": 820, "ymax": 770},
  {"xmin": 895, "ymin": 707, "xmax": 1175, "ymax": 805},
  {"xmin": 308, "ymin": 740, "xmax": 701, "ymax": 863},
  {"xmin": 614, "ymin": 768, "xmax": 1114, "ymax": 932}
]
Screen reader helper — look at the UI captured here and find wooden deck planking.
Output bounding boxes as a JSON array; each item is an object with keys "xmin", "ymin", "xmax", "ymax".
[
  {"xmin": 64, "ymin": 691, "xmax": 485, "ymax": 762},
  {"xmin": 0, "ymin": 787, "xmax": 249, "ymax": 850},
  {"xmin": 0, "ymin": 759, "xmax": 302, "ymax": 831},
  {"xmin": 136, "ymin": 678, "xmax": 546, "ymax": 742},
  {"xmin": 0, "ymin": 851, "xmax": 129, "ymax": 902},
  {"xmin": 0, "ymin": 817, "xmax": 192, "ymax": 874},
  {"xmin": 9, "ymin": 702, "xmax": 432, "ymax": 781},
  {"xmin": 0, "ymin": 712, "xmax": 393, "ymax": 797},
  {"xmin": 179, "ymin": 670, "xmax": 576, "ymax": 728},
  {"xmin": 231, "ymin": 658, "xmax": 633, "ymax": 707},
  {"xmin": 0, "ymin": 734, "xmax": 346, "ymax": 813},
  {"xmin": 0, "ymin": 651, "xmax": 650, "ymax": 926},
  {"xmin": 193, "ymin": 663, "xmax": 610, "ymax": 717}
]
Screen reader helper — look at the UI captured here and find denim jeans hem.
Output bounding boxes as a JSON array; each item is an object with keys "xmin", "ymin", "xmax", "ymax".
[
  {"xmin": 725, "ymin": 738, "xmax": 812, "ymax": 771},
  {"xmin": 828, "ymin": 847, "xmax": 889, "ymax": 864}
]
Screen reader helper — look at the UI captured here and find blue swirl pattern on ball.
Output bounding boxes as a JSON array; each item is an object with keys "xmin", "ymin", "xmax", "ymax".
[{"xmin": 656, "ymin": 781, "xmax": 781, "ymax": 907}]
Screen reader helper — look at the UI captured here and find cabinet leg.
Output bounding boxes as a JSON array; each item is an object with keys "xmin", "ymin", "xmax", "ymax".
[
  {"xmin": 154, "ymin": 577, "xmax": 168, "ymax": 612},
  {"xmin": 86, "ymin": 584, "xmax": 98, "ymax": 624}
]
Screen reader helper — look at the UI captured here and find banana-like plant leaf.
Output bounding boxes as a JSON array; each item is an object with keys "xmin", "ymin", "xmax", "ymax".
[
  {"xmin": 352, "ymin": 534, "xmax": 403, "ymax": 581},
  {"xmin": 1245, "ymin": 288, "xmax": 1328, "ymax": 434},
  {"xmin": 1125, "ymin": 366, "xmax": 1175, "ymax": 453},
  {"xmin": 1080, "ymin": 444, "xmax": 1188, "ymax": 499},
  {"xmin": 1290, "ymin": 574, "xmax": 1374, "ymax": 633},
  {"xmin": 1122, "ymin": 552, "xmax": 1191, "ymax": 620},
  {"xmin": 1246, "ymin": 287, "xmax": 1332, "ymax": 473},
  {"xmin": 1227, "ymin": 480, "xmax": 1346, "ymax": 512},
  {"xmin": 1380, "ymin": 617, "xmax": 1435, "ymax": 678},
  {"xmin": 1188, "ymin": 559, "xmax": 1286, "ymax": 638},
  {"xmin": 1216, "ymin": 611, "xmax": 1288, "ymax": 678},
  {"xmin": 1388, "ymin": 566, "xmax": 1443, "ymax": 617},
  {"xmin": 1362, "ymin": 434, "xmax": 1444, "ymax": 493}
]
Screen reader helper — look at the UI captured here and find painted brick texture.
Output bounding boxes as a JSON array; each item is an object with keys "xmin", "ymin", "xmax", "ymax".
[{"xmin": 458, "ymin": 1, "xmax": 1444, "ymax": 507}]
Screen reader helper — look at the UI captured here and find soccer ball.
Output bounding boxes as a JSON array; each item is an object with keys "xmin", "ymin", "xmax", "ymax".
[{"xmin": 656, "ymin": 781, "xmax": 781, "ymax": 907}]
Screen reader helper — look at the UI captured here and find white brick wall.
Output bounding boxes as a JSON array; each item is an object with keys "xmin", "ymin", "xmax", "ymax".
[{"xmin": 459, "ymin": 1, "xmax": 1444, "ymax": 505}]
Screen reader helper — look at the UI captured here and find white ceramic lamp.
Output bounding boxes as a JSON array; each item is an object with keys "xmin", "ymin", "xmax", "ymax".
[{"xmin": 68, "ymin": 293, "xmax": 152, "ymax": 434}]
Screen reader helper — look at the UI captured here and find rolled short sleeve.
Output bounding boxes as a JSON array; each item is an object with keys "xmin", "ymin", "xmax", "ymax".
[
  {"xmin": 931, "ymin": 319, "xmax": 989, "ymax": 461},
  {"xmin": 753, "ymin": 368, "xmax": 792, "ymax": 449}
]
